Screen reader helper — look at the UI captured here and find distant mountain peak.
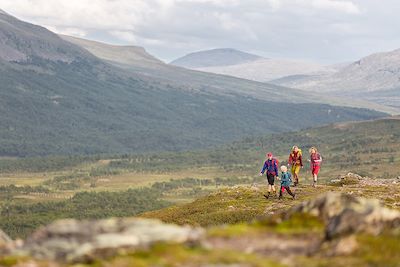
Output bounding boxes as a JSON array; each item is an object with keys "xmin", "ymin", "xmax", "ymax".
[
  {"xmin": 60, "ymin": 35, "xmax": 164, "ymax": 67},
  {"xmin": 170, "ymin": 48, "xmax": 263, "ymax": 68}
]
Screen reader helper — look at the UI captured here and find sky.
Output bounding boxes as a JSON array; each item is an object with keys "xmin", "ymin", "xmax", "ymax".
[{"xmin": 1, "ymin": 0, "xmax": 400, "ymax": 64}]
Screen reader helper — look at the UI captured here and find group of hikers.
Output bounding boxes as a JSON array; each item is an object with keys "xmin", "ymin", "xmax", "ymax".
[{"xmin": 259, "ymin": 146, "xmax": 322, "ymax": 200}]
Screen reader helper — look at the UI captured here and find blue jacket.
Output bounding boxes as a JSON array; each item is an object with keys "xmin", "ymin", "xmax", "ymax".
[
  {"xmin": 261, "ymin": 159, "xmax": 279, "ymax": 176},
  {"xmin": 280, "ymin": 172, "xmax": 292, "ymax": 187}
]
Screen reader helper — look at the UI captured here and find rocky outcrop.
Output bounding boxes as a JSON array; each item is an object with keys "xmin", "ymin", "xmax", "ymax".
[
  {"xmin": 283, "ymin": 192, "xmax": 400, "ymax": 240},
  {"xmin": 16, "ymin": 218, "xmax": 204, "ymax": 263},
  {"xmin": 330, "ymin": 172, "xmax": 364, "ymax": 186}
]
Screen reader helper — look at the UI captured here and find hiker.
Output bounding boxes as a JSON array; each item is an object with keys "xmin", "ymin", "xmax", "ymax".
[
  {"xmin": 279, "ymin": 165, "xmax": 296, "ymax": 200},
  {"xmin": 259, "ymin": 152, "xmax": 279, "ymax": 199},
  {"xmin": 309, "ymin": 147, "xmax": 322, "ymax": 187},
  {"xmin": 288, "ymin": 146, "xmax": 303, "ymax": 186}
]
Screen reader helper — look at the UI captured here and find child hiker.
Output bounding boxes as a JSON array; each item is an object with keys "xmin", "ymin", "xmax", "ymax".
[
  {"xmin": 279, "ymin": 165, "xmax": 296, "ymax": 200},
  {"xmin": 260, "ymin": 152, "xmax": 279, "ymax": 199},
  {"xmin": 288, "ymin": 146, "xmax": 303, "ymax": 186},
  {"xmin": 309, "ymin": 147, "xmax": 322, "ymax": 187}
]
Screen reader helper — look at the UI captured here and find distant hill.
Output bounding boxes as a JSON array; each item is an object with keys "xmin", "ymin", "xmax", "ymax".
[
  {"xmin": 195, "ymin": 58, "xmax": 335, "ymax": 82},
  {"xmin": 170, "ymin": 48, "xmax": 262, "ymax": 68},
  {"xmin": 60, "ymin": 35, "xmax": 164, "ymax": 68},
  {"xmin": 273, "ymin": 48, "xmax": 400, "ymax": 109},
  {"xmin": 0, "ymin": 11, "xmax": 388, "ymax": 156}
]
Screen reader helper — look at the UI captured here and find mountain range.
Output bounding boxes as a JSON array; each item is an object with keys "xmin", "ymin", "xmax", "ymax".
[
  {"xmin": 273, "ymin": 48, "xmax": 400, "ymax": 109},
  {"xmin": 172, "ymin": 48, "xmax": 400, "ymax": 111},
  {"xmin": 170, "ymin": 48, "xmax": 336, "ymax": 82},
  {"xmin": 0, "ymin": 10, "xmax": 387, "ymax": 156}
]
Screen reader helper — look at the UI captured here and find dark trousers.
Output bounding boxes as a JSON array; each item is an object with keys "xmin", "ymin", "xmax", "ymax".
[{"xmin": 279, "ymin": 186, "xmax": 295, "ymax": 198}]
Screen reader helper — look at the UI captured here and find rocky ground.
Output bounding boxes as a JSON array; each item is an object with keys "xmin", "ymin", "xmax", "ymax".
[{"xmin": 1, "ymin": 174, "xmax": 400, "ymax": 267}]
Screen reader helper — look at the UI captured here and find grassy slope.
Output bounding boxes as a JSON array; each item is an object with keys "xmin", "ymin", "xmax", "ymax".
[
  {"xmin": 2, "ymin": 184, "xmax": 400, "ymax": 267},
  {"xmin": 1, "ymin": 118, "xmax": 400, "ymax": 266},
  {"xmin": 140, "ymin": 182, "xmax": 400, "ymax": 227}
]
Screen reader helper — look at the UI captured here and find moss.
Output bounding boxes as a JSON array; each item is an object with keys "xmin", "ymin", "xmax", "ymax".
[
  {"xmin": 294, "ymin": 233, "xmax": 400, "ymax": 267},
  {"xmin": 258, "ymin": 212, "xmax": 324, "ymax": 235},
  {"xmin": 207, "ymin": 223, "xmax": 261, "ymax": 238},
  {"xmin": 275, "ymin": 213, "xmax": 324, "ymax": 234},
  {"xmin": 90, "ymin": 242, "xmax": 284, "ymax": 267},
  {"xmin": 0, "ymin": 257, "xmax": 19, "ymax": 267},
  {"xmin": 355, "ymin": 233, "xmax": 400, "ymax": 267}
]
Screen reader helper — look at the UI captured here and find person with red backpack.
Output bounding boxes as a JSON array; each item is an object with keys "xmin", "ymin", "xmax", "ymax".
[
  {"xmin": 259, "ymin": 152, "xmax": 279, "ymax": 199},
  {"xmin": 309, "ymin": 147, "xmax": 322, "ymax": 187}
]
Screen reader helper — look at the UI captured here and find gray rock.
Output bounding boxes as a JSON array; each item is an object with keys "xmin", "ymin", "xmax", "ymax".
[
  {"xmin": 0, "ymin": 229, "xmax": 23, "ymax": 256},
  {"xmin": 331, "ymin": 172, "xmax": 364, "ymax": 186},
  {"xmin": 0, "ymin": 229, "xmax": 12, "ymax": 244},
  {"xmin": 320, "ymin": 235, "xmax": 359, "ymax": 257},
  {"xmin": 283, "ymin": 192, "xmax": 400, "ymax": 240},
  {"xmin": 17, "ymin": 218, "xmax": 204, "ymax": 262}
]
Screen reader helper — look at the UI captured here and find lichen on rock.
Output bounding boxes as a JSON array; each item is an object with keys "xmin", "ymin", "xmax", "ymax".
[
  {"xmin": 15, "ymin": 218, "xmax": 204, "ymax": 262},
  {"xmin": 282, "ymin": 192, "xmax": 400, "ymax": 240}
]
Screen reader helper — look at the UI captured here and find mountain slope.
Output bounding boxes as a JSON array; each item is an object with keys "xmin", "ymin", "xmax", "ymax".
[
  {"xmin": 0, "ymin": 11, "xmax": 388, "ymax": 156},
  {"xmin": 0, "ymin": 10, "xmax": 91, "ymax": 62},
  {"xmin": 62, "ymin": 37, "xmax": 312, "ymax": 104},
  {"xmin": 64, "ymin": 36, "xmax": 399, "ymax": 114},
  {"xmin": 273, "ymin": 48, "xmax": 400, "ymax": 109},
  {"xmin": 170, "ymin": 48, "xmax": 262, "ymax": 68},
  {"xmin": 280, "ymin": 48, "xmax": 400, "ymax": 93},
  {"xmin": 60, "ymin": 35, "xmax": 164, "ymax": 68}
]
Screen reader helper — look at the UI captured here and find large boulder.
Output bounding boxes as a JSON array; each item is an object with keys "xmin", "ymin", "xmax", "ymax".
[
  {"xmin": 16, "ymin": 218, "xmax": 204, "ymax": 262},
  {"xmin": 282, "ymin": 192, "xmax": 400, "ymax": 240}
]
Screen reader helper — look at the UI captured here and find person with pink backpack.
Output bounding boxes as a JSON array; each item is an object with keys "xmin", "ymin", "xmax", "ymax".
[{"xmin": 309, "ymin": 147, "xmax": 323, "ymax": 187}]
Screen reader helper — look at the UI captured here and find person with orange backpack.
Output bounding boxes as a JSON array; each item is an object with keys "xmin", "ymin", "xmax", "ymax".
[
  {"xmin": 288, "ymin": 146, "xmax": 303, "ymax": 186},
  {"xmin": 259, "ymin": 152, "xmax": 279, "ymax": 199}
]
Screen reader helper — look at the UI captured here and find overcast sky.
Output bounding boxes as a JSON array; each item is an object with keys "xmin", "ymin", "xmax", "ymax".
[{"xmin": 1, "ymin": 0, "xmax": 400, "ymax": 64}]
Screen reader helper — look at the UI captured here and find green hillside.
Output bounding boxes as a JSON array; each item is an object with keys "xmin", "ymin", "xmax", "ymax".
[
  {"xmin": 0, "ymin": 12, "xmax": 387, "ymax": 157},
  {"xmin": 0, "ymin": 57, "xmax": 384, "ymax": 157},
  {"xmin": 98, "ymin": 116, "xmax": 400, "ymax": 180}
]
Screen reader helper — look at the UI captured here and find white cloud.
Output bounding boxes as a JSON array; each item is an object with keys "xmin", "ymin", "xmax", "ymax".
[
  {"xmin": 110, "ymin": 31, "xmax": 138, "ymax": 43},
  {"xmin": 308, "ymin": 0, "xmax": 360, "ymax": 14},
  {"xmin": 0, "ymin": 0, "xmax": 399, "ymax": 63}
]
